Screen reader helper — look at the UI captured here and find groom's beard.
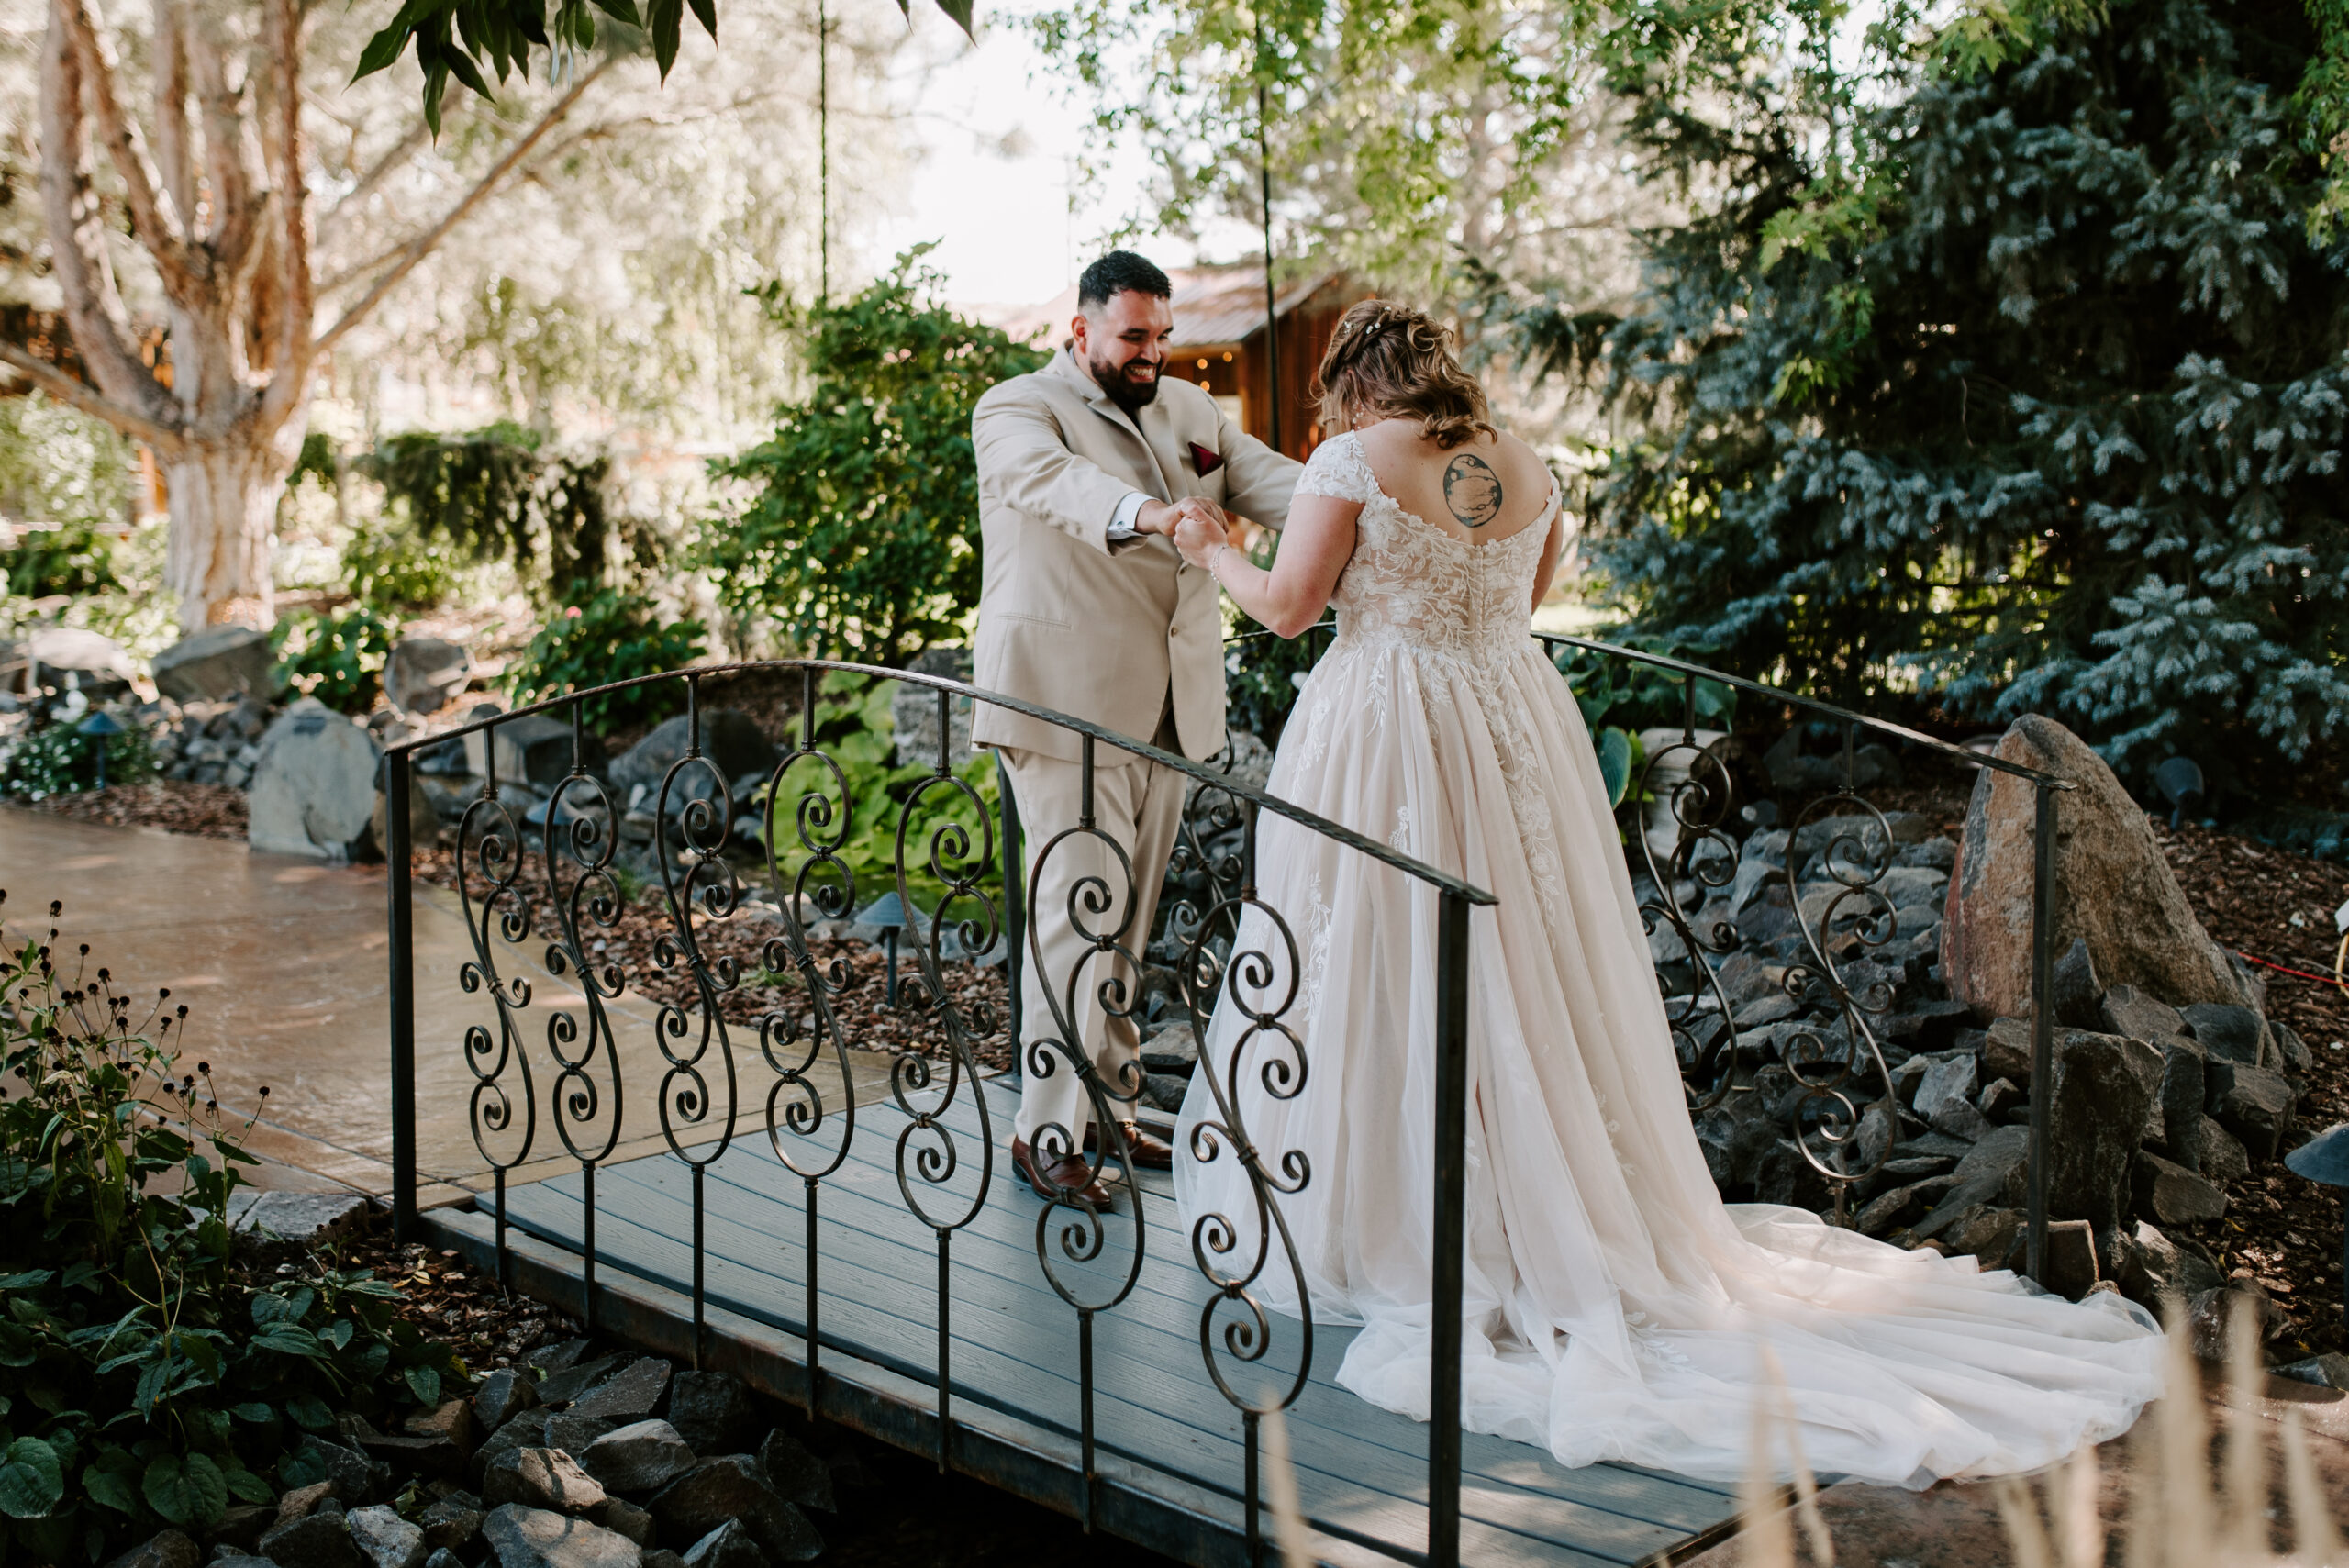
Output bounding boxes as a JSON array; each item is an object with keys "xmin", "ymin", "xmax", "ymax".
[{"xmin": 1087, "ymin": 351, "xmax": 1162, "ymax": 412}]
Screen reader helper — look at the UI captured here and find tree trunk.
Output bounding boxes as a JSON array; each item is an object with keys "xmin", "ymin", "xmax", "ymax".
[{"xmin": 162, "ymin": 425, "xmax": 298, "ymax": 628}]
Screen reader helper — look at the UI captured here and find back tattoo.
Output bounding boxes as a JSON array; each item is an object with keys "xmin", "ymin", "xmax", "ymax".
[{"xmin": 1442, "ymin": 453, "xmax": 1504, "ymax": 528}]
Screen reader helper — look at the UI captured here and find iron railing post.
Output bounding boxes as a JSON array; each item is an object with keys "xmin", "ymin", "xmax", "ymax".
[
  {"xmin": 2025, "ymin": 783, "xmax": 2058, "ymax": 1281},
  {"xmin": 386, "ymin": 749, "xmax": 418, "ymax": 1240},
  {"xmin": 1428, "ymin": 888, "xmax": 1471, "ymax": 1568},
  {"xmin": 998, "ymin": 752, "xmax": 1023, "ymax": 1045}
]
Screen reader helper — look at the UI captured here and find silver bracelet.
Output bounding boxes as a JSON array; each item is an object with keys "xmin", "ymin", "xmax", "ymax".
[{"xmin": 1208, "ymin": 543, "xmax": 1230, "ymax": 578}]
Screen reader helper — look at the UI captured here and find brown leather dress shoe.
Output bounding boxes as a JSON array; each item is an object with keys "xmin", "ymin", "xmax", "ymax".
[
  {"xmin": 1011, "ymin": 1138, "xmax": 1113, "ymax": 1212},
  {"xmin": 1085, "ymin": 1119, "xmax": 1174, "ymax": 1171}
]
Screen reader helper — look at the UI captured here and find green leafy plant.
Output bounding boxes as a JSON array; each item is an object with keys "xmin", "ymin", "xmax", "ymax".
[
  {"xmin": 0, "ymin": 703, "xmax": 155, "ymax": 801},
  {"xmin": 361, "ymin": 426, "xmax": 618, "ymax": 605},
  {"xmin": 700, "ymin": 248, "xmax": 1049, "ymax": 668},
  {"xmin": 273, "ymin": 609, "xmax": 398, "ymax": 715},
  {"xmin": 0, "ymin": 894, "xmax": 465, "ymax": 1562},
  {"xmin": 745, "ymin": 672, "xmax": 1000, "ymax": 908},
  {"xmin": 1221, "ymin": 627, "xmax": 1324, "ymax": 749},
  {"xmin": 341, "ymin": 516, "xmax": 463, "ymax": 619},
  {"xmin": 3, "ymin": 523, "xmax": 119, "ymax": 601},
  {"xmin": 507, "ymin": 589, "xmax": 705, "ymax": 732}
]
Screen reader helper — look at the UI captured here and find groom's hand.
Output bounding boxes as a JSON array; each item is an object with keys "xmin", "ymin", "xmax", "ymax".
[{"xmin": 1137, "ymin": 496, "xmax": 1229, "ymax": 536}]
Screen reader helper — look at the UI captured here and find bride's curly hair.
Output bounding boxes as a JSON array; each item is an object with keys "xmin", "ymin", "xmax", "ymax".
[{"xmin": 1312, "ymin": 299, "xmax": 1497, "ymax": 450}]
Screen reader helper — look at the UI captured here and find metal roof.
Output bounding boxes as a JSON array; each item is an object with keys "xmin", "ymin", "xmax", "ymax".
[{"xmin": 986, "ymin": 266, "xmax": 1341, "ymax": 352}]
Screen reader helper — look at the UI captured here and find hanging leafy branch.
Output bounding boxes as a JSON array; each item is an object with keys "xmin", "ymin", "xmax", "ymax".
[
  {"xmin": 354, "ymin": 0, "xmax": 974, "ymax": 129},
  {"xmin": 356, "ymin": 425, "xmax": 617, "ymax": 602}
]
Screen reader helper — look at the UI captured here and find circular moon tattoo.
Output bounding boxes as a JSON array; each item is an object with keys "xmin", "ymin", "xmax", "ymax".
[{"xmin": 1442, "ymin": 454, "xmax": 1504, "ymax": 528}]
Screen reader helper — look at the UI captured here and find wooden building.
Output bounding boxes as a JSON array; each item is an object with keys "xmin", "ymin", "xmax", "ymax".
[{"xmin": 994, "ymin": 266, "xmax": 1372, "ymax": 464}]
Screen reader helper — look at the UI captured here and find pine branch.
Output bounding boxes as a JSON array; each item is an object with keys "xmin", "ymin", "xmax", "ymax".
[{"xmin": 315, "ymin": 56, "xmax": 615, "ymax": 357}]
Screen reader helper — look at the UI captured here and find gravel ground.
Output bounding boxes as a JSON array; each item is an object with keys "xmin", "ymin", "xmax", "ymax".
[{"xmin": 28, "ymin": 778, "xmax": 249, "ymax": 838}]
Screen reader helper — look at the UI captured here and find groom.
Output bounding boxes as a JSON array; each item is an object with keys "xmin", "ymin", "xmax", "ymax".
[{"xmin": 972, "ymin": 250, "xmax": 1302, "ymax": 1211}]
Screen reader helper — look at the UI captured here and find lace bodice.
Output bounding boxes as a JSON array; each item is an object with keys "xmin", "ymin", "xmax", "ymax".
[{"xmin": 1298, "ymin": 432, "xmax": 1556, "ymax": 663}]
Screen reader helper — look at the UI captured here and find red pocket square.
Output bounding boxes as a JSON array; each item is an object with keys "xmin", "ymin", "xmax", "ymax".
[{"xmin": 1189, "ymin": 442, "xmax": 1225, "ymax": 476}]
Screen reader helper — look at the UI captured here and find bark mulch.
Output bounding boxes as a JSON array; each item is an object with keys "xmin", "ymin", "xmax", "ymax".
[
  {"xmin": 413, "ymin": 847, "xmax": 1016, "ymax": 1073},
  {"xmin": 26, "ymin": 779, "xmax": 249, "ymax": 839}
]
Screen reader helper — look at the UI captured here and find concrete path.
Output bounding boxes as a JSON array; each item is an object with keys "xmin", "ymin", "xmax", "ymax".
[{"xmin": 0, "ymin": 806, "xmax": 896, "ymax": 1207}]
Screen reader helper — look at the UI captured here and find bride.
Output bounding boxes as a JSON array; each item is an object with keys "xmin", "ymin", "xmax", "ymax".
[{"xmin": 1166, "ymin": 298, "xmax": 2163, "ymax": 1487}]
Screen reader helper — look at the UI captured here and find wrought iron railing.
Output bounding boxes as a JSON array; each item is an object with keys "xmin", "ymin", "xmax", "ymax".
[
  {"xmin": 384, "ymin": 636, "xmax": 2073, "ymax": 1568},
  {"xmin": 384, "ymin": 662, "xmax": 1495, "ymax": 1568}
]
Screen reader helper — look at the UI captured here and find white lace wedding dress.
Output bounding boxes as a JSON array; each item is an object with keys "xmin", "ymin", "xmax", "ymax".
[{"xmin": 1174, "ymin": 431, "xmax": 2163, "ymax": 1487}]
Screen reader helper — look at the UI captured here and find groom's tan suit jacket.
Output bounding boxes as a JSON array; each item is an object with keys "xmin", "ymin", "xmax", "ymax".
[{"xmin": 971, "ymin": 347, "xmax": 1301, "ymax": 764}]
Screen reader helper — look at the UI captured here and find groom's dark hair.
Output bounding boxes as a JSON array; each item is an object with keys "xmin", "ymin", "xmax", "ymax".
[{"xmin": 1077, "ymin": 251, "xmax": 1172, "ymax": 310}]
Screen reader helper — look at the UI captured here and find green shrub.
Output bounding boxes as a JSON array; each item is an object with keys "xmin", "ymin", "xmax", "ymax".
[
  {"xmin": 507, "ymin": 589, "xmax": 705, "ymax": 732},
  {"xmin": 273, "ymin": 609, "xmax": 397, "ymax": 716},
  {"xmin": 2, "ymin": 523, "xmax": 118, "ymax": 600},
  {"xmin": 0, "ymin": 894, "xmax": 464, "ymax": 1562},
  {"xmin": 700, "ymin": 247, "xmax": 1049, "ymax": 667},
  {"xmin": 0, "ymin": 705, "xmax": 154, "ymax": 800},
  {"xmin": 342, "ymin": 516, "xmax": 462, "ymax": 619}
]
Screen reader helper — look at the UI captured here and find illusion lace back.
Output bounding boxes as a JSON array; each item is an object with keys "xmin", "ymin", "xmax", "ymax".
[{"xmin": 1174, "ymin": 432, "xmax": 2162, "ymax": 1487}]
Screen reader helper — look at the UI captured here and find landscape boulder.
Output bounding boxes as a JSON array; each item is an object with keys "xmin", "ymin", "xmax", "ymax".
[
  {"xmin": 677, "ymin": 1522, "xmax": 763, "ymax": 1568},
  {"xmin": 249, "ymin": 700, "xmax": 384, "ymax": 861},
  {"xmin": 462, "ymin": 713, "xmax": 582, "ymax": 792},
  {"xmin": 10, "ymin": 626, "xmax": 138, "ymax": 697},
  {"xmin": 2130, "ymin": 1151, "xmax": 2227, "ymax": 1225},
  {"xmin": 386, "ymin": 637, "xmax": 472, "ymax": 715},
  {"xmin": 2208, "ymin": 1062, "xmax": 2296, "ymax": 1162},
  {"xmin": 1942, "ymin": 715, "xmax": 2258, "ymax": 1021},
  {"xmin": 661, "ymin": 1371, "xmax": 751, "ymax": 1456},
  {"xmin": 475, "ymin": 1368, "xmax": 542, "ymax": 1431},
  {"xmin": 610, "ymin": 710, "xmax": 774, "ymax": 798},
  {"xmin": 891, "ymin": 646, "xmax": 974, "ymax": 771},
  {"xmin": 758, "ymin": 1427, "xmax": 835, "ymax": 1513},
  {"xmin": 258, "ymin": 1506, "xmax": 362, "ymax": 1568},
  {"xmin": 418, "ymin": 1495, "xmax": 485, "ymax": 1554},
  {"xmin": 102, "ymin": 1531, "xmax": 199, "ymax": 1568},
  {"xmin": 484, "ymin": 1449, "xmax": 607, "ymax": 1515},
  {"xmin": 2181, "ymin": 1002, "xmax": 2265, "ymax": 1066},
  {"xmin": 152, "ymin": 625, "xmax": 274, "ymax": 702},
  {"xmin": 570, "ymin": 1358, "xmax": 671, "ymax": 1422},
  {"xmin": 480, "ymin": 1505, "xmax": 642, "ymax": 1568}
]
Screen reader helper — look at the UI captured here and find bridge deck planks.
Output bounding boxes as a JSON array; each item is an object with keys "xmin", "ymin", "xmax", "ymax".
[{"xmin": 490, "ymin": 1076, "xmax": 1737, "ymax": 1568}]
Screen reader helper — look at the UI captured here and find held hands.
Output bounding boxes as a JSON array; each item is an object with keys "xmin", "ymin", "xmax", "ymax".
[
  {"xmin": 1136, "ymin": 495, "xmax": 1229, "ymax": 539},
  {"xmin": 1174, "ymin": 510, "xmax": 1228, "ymax": 571}
]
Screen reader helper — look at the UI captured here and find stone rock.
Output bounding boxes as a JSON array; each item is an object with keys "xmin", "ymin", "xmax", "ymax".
[
  {"xmin": 462, "ymin": 714, "xmax": 582, "ymax": 793},
  {"xmin": 372, "ymin": 763, "xmax": 442, "ymax": 853},
  {"xmin": 249, "ymin": 701, "xmax": 384, "ymax": 862},
  {"xmin": 659, "ymin": 1372, "xmax": 751, "ymax": 1457},
  {"xmin": 213, "ymin": 1505, "xmax": 275, "ymax": 1551},
  {"xmin": 481, "ymin": 1505, "xmax": 642, "ymax": 1568},
  {"xmin": 214, "ymin": 1553, "xmax": 276, "ymax": 1568},
  {"xmin": 1952, "ymin": 1123, "xmax": 2032, "ymax": 1207},
  {"xmin": 2275, "ymin": 1352, "xmax": 2349, "ymax": 1390},
  {"xmin": 2276, "ymin": 1024, "xmax": 2313, "ymax": 1073},
  {"xmin": 2113, "ymin": 1221, "xmax": 2225, "ymax": 1310},
  {"xmin": 537, "ymin": 1356, "xmax": 626, "ymax": 1408},
  {"xmin": 640, "ymin": 1554, "xmax": 685, "ymax": 1568},
  {"xmin": 1982, "ymin": 1018, "xmax": 2035, "ymax": 1084},
  {"xmin": 1139, "ymin": 1022, "xmax": 1199, "ymax": 1072},
  {"xmin": 106, "ymin": 1530, "xmax": 201, "ymax": 1568},
  {"xmin": 1911, "ymin": 1051, "xmax": 1977, "ymax": 1120},
  {"xmin": 530, "ymin": 1340, "xmax": 596, "ymax": 1375},
  {"xmin": 14, "ymin": 625, "xmax": 139, "ymax": 696},
  {"xmin": 891, "ymin": 647, "xmax": 974, "ymax": 771},
  {"xmin": 2131, "ymin": 1151, "xmax": 2227, "ymax": 1224},
  {"xmin": 1879, "ymin": 865, "xmax": 1948, "ymax": 910},
  {"xmin": 1930, "ymin": 1096, "xmax": 1994, "ymax": 1143},
  {"xmin": 1752, "ymin": 1138, "xmax": 1832, "ymax": 1211},
  {"xmin": 475, "ymin": 1369, "xmax": 542, "ymax": 1433},
  {"xmin": 570, "ymin": 1359, "xmax": 672, "ymax": 1422},
  {"xmin": 651, "ymin": 1456, "xmax": 822, "ymax": 1565},
  {"xmin": 423, "ymin": 1554, "xmax": 464, "ymax": 1568},
  {"xmin": 2100, "ymin": 984, "xmax": 2188, "ymax": 1045},
  {"xmin": 757, "ymin": 1428, "xmax": 834, "ymax": 1514},
  {"xmin": 2038, "ymin": 1218, "xmax": 2102, "ymax": 1299},
  {"xmin": 1948, "ymin": 1206, "xmax": 2025, "ymax": 1269},
  {"xmin": 295, "ymin": 1438, "xmax": 382, "ymax": 1505},
  {"xmin": 1943, "ymin": 715, "xmax": 2257, "ymax": 1020},
  {"xmin": 1977, "ymin": 1076, "xmax": 2027, "ymax": 1123},
  {"xmin": 1693, "ymin": 1078, "xmax": 1784, "ymax": 1191},
  {"xmin": 609, "ymin": 711, "xmax": 774, "ymax": 797},
  {"xmin": 473, "ymin": 1413, "xmax": 551, "ymax": 1487},
  {"xmin": 2209, "ymin": 1062, "xmax": 2296, "ymax": 1162},
  {"xmin": 2182, "ymin": 1002, "xmax": 2265, "ymax": 1066},
  {"xmin": 2200, "ymin": 1118, "xmax": 2251, "ymax": 1184},
  {"xmin": 2050, "ymin": 937, "xmax": 2101, "ymax": 1029},
  {"xmin": 2185, "ymin": 1284, "xmax": 2288, "ymax": 1362},
  {"xmin": 1856, "ymin": 1179, "xmax": 1946, "ymax": 1237},
  {"xmin": 484, "ymin": 1450, "xmax": 607, "ymax": 1515},
  {"xmin": 258, "ymin": 1508, "xmax": 363, "ymax": 1568},
  {"xmin": 386, "ymin": 638, "xmax": 472, "ymax": 716},
  {"xmin": 1912, "ymin": 1184, "xmax": 2000, "ymax": 1243},
  {"xmin": 581, "ymin": 1422, "xmax": 696, "ymax": 1495},
  {"xmin": 278, "ymin": 1484, "xmax": 338, "ymax": 1522},
  {"xmin": 347, "ymin": 1507, "xmax": 427, "ymax": 1568},
  {"xmin": 417, "ymin": 1495, "xmax": 484, "ymax": 1554},
  {"xmin": 678, "ymin": 1522, "xmax": 764, "ymax": 1568},
  {"xmin": 228, "ymin": 1191, "xmax": 369, "ymax": 1244},
  {"xmin": 407, "ymin": 1401, "xmax": 480, "ymax": 1456},
  {"xmin": 2152, "ymin": 1039, "xmax": 2208, "ymax": 1173},
  {"xmin": 587, "ymin": 1501, "xmax": 654, "ymax": 1549},
  {"xmin": 2044, "ymin": 1030, "xmax": 2163, "ymax": 1240},
  {"xmin": 152, "ymin": 627, "xmax": 274, "ymax": 703},
  {"xmin": 543, "ymin": 1416, "xmax": 617, "ymax": 1459}
]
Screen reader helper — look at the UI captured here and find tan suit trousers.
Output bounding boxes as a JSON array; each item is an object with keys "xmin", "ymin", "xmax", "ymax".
[{"xmin": 1003, "ymin": 716, "xmax": 1186, "ymax": 1151}]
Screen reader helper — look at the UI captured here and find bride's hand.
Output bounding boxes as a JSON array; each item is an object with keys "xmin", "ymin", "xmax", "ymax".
[{"xmin": 1174, "ymin": 510, "xmax": 1226, "ymax": 570}]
